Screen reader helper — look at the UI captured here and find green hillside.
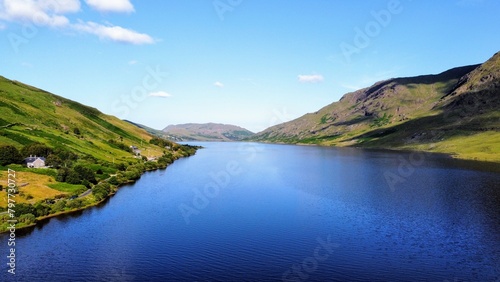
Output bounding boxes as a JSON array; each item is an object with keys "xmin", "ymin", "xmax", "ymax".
[
  {"xmin": 0, "ymin": 76, "xmax": 197, "ymax": 231},
  {"xmin": 252, "ymin": 52, "xmax": 500, "ymax": 162},
  {"xmin": 0, "ymin": 76, "xmax": 172, "ymax": 161}
]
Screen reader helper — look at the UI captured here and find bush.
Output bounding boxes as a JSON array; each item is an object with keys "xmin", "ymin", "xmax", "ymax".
[
  {"xmin": 21, "ymin": 143, "xmax": 53, "ymax": 158},
  {"xmin": 124, "ymin": 170, "xmax": 141, "ymax": 181},
  {"xmin": 66, "ymin": 170, "xmax": 82, "ymax": 185},
  {"xmin": 66, "ymin": 199, "xmax": 84, "ymax": 209},
  {"xmin": 14, "ymin": 203, "xmax": 35, "ymax": 216},
  {"xmin": 34, "ymin": 203, "xmax": 51, "ymax": 217},
  {"xmin": 108, "ymin": 176, "xmax": 119, "ymax": 186},
  {"xmin": 0, "ymin": 145, "xmax": 23, "ymax": 165},
  {"xmin": 74, "ymin": 165, "xmax": 97, "ymax": 184},
  {"xmin": 56, "ymin": 167, "xmax": 70, "ymax": 182},
  {"xmin": 45, "ymin": 154, "xmax": 62, "ymax": 168},
  {"xmin": 92, "ymin": 183, "xmax": 111, "ymax": 201},
  {"xmin": 145, "ymin": 161, "xmax": 158, "ymax": 170},
  {"xmin": 51, "ymin": 200, "xmax": 67, "ymax": 213},
  {"xmin": 116, "ymin": 163, "xmax": 127, "ymax": 171},
  {"xmin": 81, "ymin": 179, "xmax": 91, "ymax": 189},
  {"xmin": 108, "ymin": 139, "xmax": 132, "ymax": 152},
  {"xmin": 18, "ymin": 214, "xmax": 36, "ymax": 225}
]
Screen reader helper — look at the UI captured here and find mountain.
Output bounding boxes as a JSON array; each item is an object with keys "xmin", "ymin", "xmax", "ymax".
[
  {"xmin": 124, "ymin": 120, "xmax": 165, "ymax": 138},
  {"xmin": 252, "ymin": 52, "xmax": 500, "ymax": 162},
  {"xmin": 163, "ymin": 123, "xmax": 254, "ymax": 141},
  {"xmin": 0, "ymin": 76, "xmax": 187, "ymax": 162}
]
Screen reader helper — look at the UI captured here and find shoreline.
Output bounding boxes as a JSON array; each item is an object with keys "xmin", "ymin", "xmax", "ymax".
[
  {"xmin": 0, "ymin": 154, "xmax": 195, "ymax": 234},
  {"xmin": 247, "ymin": 140, "xmax": 500, "ymax": 165}
]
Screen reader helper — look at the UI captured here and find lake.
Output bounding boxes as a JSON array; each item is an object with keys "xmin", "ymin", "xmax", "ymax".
[{"xmin": 1, "ymin": 142, "xmax": 499, "ymax": 281}]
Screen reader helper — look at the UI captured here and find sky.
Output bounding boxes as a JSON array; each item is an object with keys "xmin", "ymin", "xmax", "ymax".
[{"xmin": 0, "ymin": 0, "xmax": 499, "ymax": 133}]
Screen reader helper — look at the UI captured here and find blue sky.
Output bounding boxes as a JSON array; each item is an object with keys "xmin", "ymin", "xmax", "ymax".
[{"xmin": 1, "ymin": 0, "xmax": 499, "ymax": 132}]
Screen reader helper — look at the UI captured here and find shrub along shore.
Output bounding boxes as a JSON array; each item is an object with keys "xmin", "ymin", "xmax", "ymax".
[{"xmin": 0, "ymin": 138, "xmax": 199, "ymax": 233}]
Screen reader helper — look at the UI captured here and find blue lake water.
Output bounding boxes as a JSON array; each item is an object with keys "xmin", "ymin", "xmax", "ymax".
[{"xmin": 1, "ymin": 142, "xmax": 499, "ymax": 281}]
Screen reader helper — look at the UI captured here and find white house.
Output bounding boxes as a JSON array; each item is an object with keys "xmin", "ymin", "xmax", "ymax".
[
  {"xmin": 130, "ymin": 145, "xmax": 141, "ymax": 156},
  {"xmin": 24, "ymin": 156, "xmax": 46, "ymax": 168}
]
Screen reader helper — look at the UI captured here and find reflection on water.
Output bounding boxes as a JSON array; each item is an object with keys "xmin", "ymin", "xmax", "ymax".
[{"xmin": 1, "ymin": 142, "xmax": 499, "ymax": 281}]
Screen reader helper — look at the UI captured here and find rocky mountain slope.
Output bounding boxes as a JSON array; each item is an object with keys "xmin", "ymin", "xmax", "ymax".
[{"xmin": 252, "ymin": 52, "xmax": 500, "ymax": 162}]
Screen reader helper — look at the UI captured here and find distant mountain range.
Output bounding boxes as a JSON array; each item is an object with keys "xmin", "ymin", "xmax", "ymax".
[
  {"xmin": 251, "ymin": 52, "xmax": 500, "ymax": 162},
  {"xmin": 162, "ymin": 123, "xmax": 254, "ymax": 141}
]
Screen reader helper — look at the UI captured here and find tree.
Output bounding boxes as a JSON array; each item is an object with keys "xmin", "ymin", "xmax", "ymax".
[
  {"xmin": 116, "ymin": 162, "xmax": 127, "ymax": 171},
  {"xmin": 0, "ymin": 145, "xmax": 22, "ymax": 166},
  {"xmin": 45, "ymin": 154, "xmax": 63, "ymax": 168},
  {"xmin": 66, "ymin": 199, "xmax": 84, "ymax": 209},
  {"xmin": 18, "ymin": 214, "xmax": 36, "ymax": 225},
  {"xmin": 53, "ymin": 147, "xmax": 78, "ymax": 162},
  {"xmin": 34, "ymin": 203, "xmax": 51, "ymax": 217},
  {"xmin": 51, "ymin": 200, "xmax": 67, "ymax": 213},
  {"xmin": 66, "ymin": 170, "xmax": 82, "ymax": 185},
  {"xmin": 56, "ymin": 167, "xmax": 70, "ymax": 182},
  {"xmin": 14, "ymin": 203, "xmax": 35, "ymax": 216},
  {"xmin": 21, "ymin": 143, "xmax": 53, "ymax": 158},
  {"xmin": 92, "ymin": 183, "xmax": 111, "ymax": 201},
  {"xmin": 73, "ymin": 165, "xmax": 96, "ymax": 184}
]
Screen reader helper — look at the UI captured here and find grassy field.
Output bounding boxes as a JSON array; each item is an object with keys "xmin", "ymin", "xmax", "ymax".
[
  {"xmin": 47, "ymin": 183, "xmax": 87, "ymax": 194},
  {"xmin": 0, "ymin": 171, "xmax": 66, "ymax": 207}
]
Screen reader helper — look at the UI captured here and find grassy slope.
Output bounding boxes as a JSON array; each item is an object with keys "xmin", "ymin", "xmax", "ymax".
[
  {"xmin": 0, "ymin": 171, "xmax": 65, "ymax": 207},
  {"xmin": 252, "ymin": 52, "xmax": 500, "ymax": 162},
  {"xmin": 0, "ymin": 76, "xmax": 192, "ymax": 211},
  {"xmin": 0, "ymin": 76, "xmax": 164, "ymax": 161}
]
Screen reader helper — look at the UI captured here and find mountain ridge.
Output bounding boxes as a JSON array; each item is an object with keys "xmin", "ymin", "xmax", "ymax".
[
  {"xmin": 163, "ymin": 123, "xmax": 254, "ymax": 141},
  {"xmin": 251, "ymin": 52, "xmax": 500, "ymax": 162}
]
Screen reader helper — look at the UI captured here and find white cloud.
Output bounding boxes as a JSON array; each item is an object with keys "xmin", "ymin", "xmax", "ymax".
[
  {"xmin": 148, "ymin": 91, "xmax": 172, "ymax": 98},
  {"xmin": 214, "ymin": 81, "xmax": 224, "ymax": 88},
  {"xmin": 73, "ymin": 21, "xmax": 155, "ymax": 45},
  {"xmin": 0, "ymin": 0, "xmax": 79, "ymax": 27},
  {"xmin": 0, "ymin": 0, "xmax": 155, "ymax": 45},
  {"xmin": 85, "ymin": 0, "xmax": 134, "ymax": 13},
  {"xmin": 298, "ymin": 74, "xmax": 324, "ymax": 83},
  {"xmin": 128, "ymin": 60, "xmax": 138, "ymax": 65}
]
